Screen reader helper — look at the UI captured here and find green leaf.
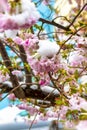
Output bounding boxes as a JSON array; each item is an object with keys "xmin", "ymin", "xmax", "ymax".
[
  {"xmin": 55, "ymin": 98, "xmax": 63, "ymax": 105},
  {"xmin": 70, "ymin": 87, "xmax": 78, "ymax": 94},
  {"xmin": 24, "ymin": 63, "xmax": 31, "ymax": 72},
  {"xmin": 79, "ymin": 114, "xmax": 87, "ymax": 120},
  {"xmin": 74, "ymin": 70, "xmax": 79, "ymax": 80},
  {"xmin": 34, "ymin": 24, "xmax": 43, "ymax": 30}
]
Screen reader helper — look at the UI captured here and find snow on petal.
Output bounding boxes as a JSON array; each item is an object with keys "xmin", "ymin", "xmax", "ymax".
[{"xmin": 37, "ymin": 40, "xmax": 60, "ymax": 58}]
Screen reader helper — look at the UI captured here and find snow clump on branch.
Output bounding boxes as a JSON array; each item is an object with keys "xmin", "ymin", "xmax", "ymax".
[{"xmin": 37, "ymin": 40, "xmax": 60, "ymax": 58}]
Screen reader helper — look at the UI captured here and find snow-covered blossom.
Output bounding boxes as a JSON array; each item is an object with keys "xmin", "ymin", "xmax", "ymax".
[
  {"xmin": 25, "ymin": 39, "xmax": 62, "ymax": 75},
  {"xmin": 69, "ymin": 36, "xmax": 87, "ymax": 71},
  {"xmin": 4, "ymin": 29, "xmax": 18, "ymax": 38},
  {"xmin": 37, "ymin": 40, "xmax": 60, "ymax": 58},
  {"xmin": 12, "ymin": 70, "xmax": 24, "ymax": 81},
  {"xmin": 0, "ymin": 0, "xmax": 40, "ymax": 31}
]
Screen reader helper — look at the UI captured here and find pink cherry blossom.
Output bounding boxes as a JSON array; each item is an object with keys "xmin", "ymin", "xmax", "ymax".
[
  {"xmin": 39, "ymin": 114, "xmax": 48, "ymax": 121},
  {"xmin": 27, "ymin": 55, "xmax": 61, "ymax": 74},
  {"xmin": 46, "ymin": 111, "xmax": 58, "ymax": 118},
  {"xmin": 0, "ymin": 71, "xmax": 9, "ymax": 83},
  {"xmin": 14, "ymin": 37, "xmax": 23, "ymax": 45},
  {"xmin": 17, "ymin": 103, "xmax": 38, "ymax": 116},
  {"xmin": 58, "ymin": 106, "xmax": 68, "ymax": 120},
  {"xmin": 76, "ymin": 120, "xmax": 87, "ymax": 130},
  {"xmin": 65, "ymin": 120, "xmax": 75, "ymax": 128},
  {"xmin": 69, "ymin": 93, "xmax": 87, "ymax": 111},
  {"xmin": 14, "ymin": 33, "xmax": 38, "ymax": 49},
  {"xmin": 0, "ymin": 0, "xmax": 9, "ymax": 13},
  {"xmin": 8, "ymin": 93, "xmax": 16, "ymax": 101},
  {"xmin": 43, "ymin": 0, "xmax": 49, "ymax": 5},
  {"xmin": 39, "ymin": 79, "xmax": 50, "ymax": 86}
]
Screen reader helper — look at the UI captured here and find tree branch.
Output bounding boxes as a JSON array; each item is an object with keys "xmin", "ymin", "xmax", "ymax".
[
  {"xmin": 39, "ymin": 3, "xmax": 87, "ymax": 31},
  {"xmin": 68, "ymin": 3, "xmax": 87, "ymax": 28},
  {"xmin": 1, "ymin": 82, "xmax": 59, "ymax": 105},
  {"xmin": 57, "ymin": 25, "xmax": 86, "ymax": 55},
  {"xmin": 0, "ymin": 39, "xmax": 25, "ymax": 98},
  {"xmin": 18, "ymin": 45, "xmax": 32, "ymax": 86},
  {"xmin": 39, "ymin": 18, "xmax": 70, "ymax": 31}
]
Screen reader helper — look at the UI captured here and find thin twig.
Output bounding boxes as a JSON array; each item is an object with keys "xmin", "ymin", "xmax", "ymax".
[
  {"xmin": 57, "ymin": 25, "xmax": 86, "ymax": 55},
  {"xmin": 28, "ymin": 113, "xmax": 38, "ymax": 130},
  {"xmin": 48, "ymin": 72, "xmax": 69, "ymax": 99},
  {"xmin": 0, "ymin": 82, "xmax": 39, "ymax": 102},
  {"xmin": 68, "ymin": 3, "xmax": 87, "ymax": 28},
  {"xmin": 79, "ymin": 65, "xmax": 87, "ymax": 76}
]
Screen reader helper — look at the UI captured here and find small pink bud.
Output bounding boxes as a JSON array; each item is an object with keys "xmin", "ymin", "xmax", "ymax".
[{"xmin": 8, "ymin": 93, "xmax": 16, "ymax": 101}]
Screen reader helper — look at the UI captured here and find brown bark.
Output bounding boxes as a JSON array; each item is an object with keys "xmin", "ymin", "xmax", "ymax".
[
  {"xmin": 39, "ymin": 18, "xmax": 70, "ymax": 31},
  {"xmin": 1, "ymin": 83, "xmax": 59, "ymax": 105},
  {"xmin": 18, "ymin": 45, "xmax": 32, "ymax": 85},
  {"xmin": 0, "ymin": 39, "xmax": 25, "ymax": 98}
]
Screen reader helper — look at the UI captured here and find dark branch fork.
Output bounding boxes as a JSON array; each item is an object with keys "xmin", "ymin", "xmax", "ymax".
[
  {"xmin": 0, "ymin": 39, "xmax": 25, "ymax": 99},
  {"xmin": 39, "ymin": 3, "xmax": 87, "ymax": 31}
]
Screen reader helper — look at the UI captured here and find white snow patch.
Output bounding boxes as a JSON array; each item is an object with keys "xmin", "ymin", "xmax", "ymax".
[{"xmin": 37, "ymin": 40, "xmax": 60, "ymax": 58}]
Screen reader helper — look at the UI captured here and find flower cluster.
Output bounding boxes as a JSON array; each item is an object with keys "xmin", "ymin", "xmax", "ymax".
[
  {"xmin": 17, "ymin": 103, "xmax": 39, "ymax": 116},
  {"xmin": 0, "ymin": 70, "xmax": 9, "ymax": 83},
  {"xmin": 14, "ymin": 35, "xmax": 63, "ymax": 85}
]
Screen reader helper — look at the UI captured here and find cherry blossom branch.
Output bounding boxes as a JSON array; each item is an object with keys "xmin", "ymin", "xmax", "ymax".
[
  {"xmin": 0, "ymin": 39, "xmax": 25, "ymax": 99},
  {"xmin": 48, "ymin": 72, "xmax": 69, "ymax": 99},
  {"xmin": 18, "ymin": 45, "xmax": 32, "ymax": 86},
  {"xmin": 1, "ymin": 81, "xmax": 59, "ymax": 104},
  {"xmin": 79, "ymin": 65, "xmax": 87, "ymax": 76},
  {"xmin": 57, "ymin": 25, "xmax": 86, "ymax": 54},
  {"xmin": 0, "ymin": 82, "xmax": 38, "ymax": 102}
]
